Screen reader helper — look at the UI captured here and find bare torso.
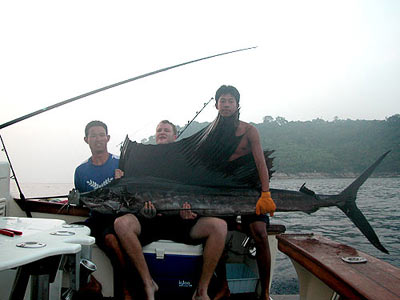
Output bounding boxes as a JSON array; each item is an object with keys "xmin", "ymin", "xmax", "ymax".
[
  {"xmin": 228, "ymin": 121, "xmax": 252, "ymax": 161},
  {"xmin": 228, "ymin": 120, "xmax": 270, "ymax": 191}
]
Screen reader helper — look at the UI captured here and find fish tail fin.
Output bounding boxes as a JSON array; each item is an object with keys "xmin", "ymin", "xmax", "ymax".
[{"xmin": 337, "ymin": 151, "xmax": 391, "ymax": 254}]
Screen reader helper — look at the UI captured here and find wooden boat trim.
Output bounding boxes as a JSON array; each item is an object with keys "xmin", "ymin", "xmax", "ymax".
[
  {"xmin": 277, "ymin": 233, "xmax": 400, "ymax": 300},
  {"xmin": 13, "ymin": 198, "xmax": 89, "ymax": 217}
]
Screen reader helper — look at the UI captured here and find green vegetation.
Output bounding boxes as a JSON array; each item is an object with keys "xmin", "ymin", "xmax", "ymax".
[{"xmin": 144, "ymin": 114, "xmax": 400, "ymax": 177}]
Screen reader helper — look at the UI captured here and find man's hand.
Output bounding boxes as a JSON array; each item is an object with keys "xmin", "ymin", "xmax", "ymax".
[
  {"xmin": 140, "ymin": 201, "xmax": 157, "ymax": 219},
  {"xmin": 114, "ymin": 169, "xmax": 124, "ymax": 179},
  {"xmin": 180, "ymin": 202, "xmax": 197, "ymax": 220},
  {"xmin": 256, "ymin": 191, "xmax": 276, "ymax": 216}
]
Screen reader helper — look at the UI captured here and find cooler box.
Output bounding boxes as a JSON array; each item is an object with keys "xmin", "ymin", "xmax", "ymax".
[{"xmin": 143, "ymin": 239, "xmax": 203, "ymax": 297}]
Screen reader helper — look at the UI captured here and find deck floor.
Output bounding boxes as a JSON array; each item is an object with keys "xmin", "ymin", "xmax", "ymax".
[
  {"xmin": 231, "ymin": 293, "xmax": 299, "ymax": 300},
  {"xmin": 270, "ymin": 295, "xmax": 299, "ymax": 300}
]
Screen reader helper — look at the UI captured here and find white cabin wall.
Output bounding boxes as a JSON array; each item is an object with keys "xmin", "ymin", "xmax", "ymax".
[{"xmin": 0, "ymin": 162, "xmax": 11, "ymax": 216}]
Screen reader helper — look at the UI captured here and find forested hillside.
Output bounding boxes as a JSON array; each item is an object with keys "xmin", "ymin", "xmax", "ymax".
[{"xmin": 143, "ymin": 114, "xmax": 400, "ymax": 177}]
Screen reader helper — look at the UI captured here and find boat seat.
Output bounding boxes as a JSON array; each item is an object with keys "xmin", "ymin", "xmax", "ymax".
[{"xmin": 277, "ymin": 233, "xmax": 400, "ymax": 300}]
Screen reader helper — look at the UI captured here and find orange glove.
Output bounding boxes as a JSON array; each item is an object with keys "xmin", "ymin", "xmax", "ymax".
[{"xmin": 256, "ymin": 191, "xmax": 276, "ymax": 216}]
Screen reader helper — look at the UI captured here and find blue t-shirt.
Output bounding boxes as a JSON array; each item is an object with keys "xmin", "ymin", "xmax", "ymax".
[{"xmin": 74, "ymin": 153, "xmax": 119, "ymax": 193}]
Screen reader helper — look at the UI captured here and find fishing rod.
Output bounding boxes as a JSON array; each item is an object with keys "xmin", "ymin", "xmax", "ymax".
[
  {"xmin": 0, "ymin": 135, "xmax": 32, "ymax": 217},
  {"xmin": 117, "ymin": 97, "xmax": 213, "ymax": 146},
  {"xmin": 0, "ymin": 46, "xmax": 257, "ymax": 130},
  {"xmin": 177, "ymin": 97, "xmax": 214, "ymax": 139},
  {"xmin": 0, "ymin": 46, "xmax": 257, "ymax": 210}
]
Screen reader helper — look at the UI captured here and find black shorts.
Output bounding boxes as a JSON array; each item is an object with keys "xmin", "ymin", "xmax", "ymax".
[
  {"xmin": 78, "ymin": 212, "xmax": 118, "ymax": 252},
  {"xmin": 138, "ymin": 215, "xmax": 202, "ymax": 246},
  {"xmin": 224, "ymin": 214, "xmax": 270, "ymax": 232}
]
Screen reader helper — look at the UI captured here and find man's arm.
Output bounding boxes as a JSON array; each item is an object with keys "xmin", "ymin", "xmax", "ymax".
[
  {"xmin": 74, "ymin": 168, "xmax": 84, "ymax": 192},
  {"xmin": 248, "ymin": 125, "xmax": 270, "ymax": 191},
  {"xmin": 115, "ymin": 168, "xmax": 124, "ymax": 179},
  {"xmin": 180, "ymin": 202, "xmax": 197, "ymax": 220},
  {"xmin": 248, "ymin": 125, "xmax": 276, "ymax": 216}
]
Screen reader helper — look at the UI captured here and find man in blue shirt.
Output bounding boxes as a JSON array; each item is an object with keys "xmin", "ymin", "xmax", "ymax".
[
  {"xmin": 75, "ymin": 120, "xmax": 119, "ymax": 192},
  {"xmin": 74, "ymin": 120, "xmax": 125, "ymax": 298}
]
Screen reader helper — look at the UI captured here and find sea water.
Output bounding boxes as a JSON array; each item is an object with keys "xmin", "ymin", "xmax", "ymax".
[{"xmin": 10, "ymin": 177, "xmax": 400, "ymax": 295}]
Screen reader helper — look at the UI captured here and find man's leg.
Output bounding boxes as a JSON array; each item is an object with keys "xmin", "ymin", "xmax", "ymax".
[
  {"xmin": 82, "ymin": 216, "xmax": 118, "ymax": 297},
  {"xmin": 103, "ymin": 233, "xmax": 132, "ymax": 300},
  {"xmin": 212, "ymin": 252, "xmax": 230, "ymax": 300},
  {"xmin": 114, "ymin": 214, "xmax": 158, "ymax": 300},
  {"xmin": 190, "ymin": 217, "xmax": 227, "ymax": 300},
  {"xmin": 248, "ymin": 221, "xmax": 271, "ymax": 300}
]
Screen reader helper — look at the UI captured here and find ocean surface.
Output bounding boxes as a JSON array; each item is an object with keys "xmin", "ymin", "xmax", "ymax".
[{"xmin": 10, "ymin": 177, "xmax": 400, "ymax": 295}]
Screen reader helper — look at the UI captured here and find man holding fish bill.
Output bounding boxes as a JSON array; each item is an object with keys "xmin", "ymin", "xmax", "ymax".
[{"xmin": 74, "ymin": 120, "xmax": 129, "ymax": 298}]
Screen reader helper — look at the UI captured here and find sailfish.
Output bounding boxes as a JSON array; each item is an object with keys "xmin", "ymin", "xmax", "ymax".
[{"xmin": 71, "ymin": 113, "xmax": 390, "ymax": 254}]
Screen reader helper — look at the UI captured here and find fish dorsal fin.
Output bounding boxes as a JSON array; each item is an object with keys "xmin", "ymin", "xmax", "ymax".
[{"xmin": 119, "ymin": 114, "xmax": 274, "ymax": 187}]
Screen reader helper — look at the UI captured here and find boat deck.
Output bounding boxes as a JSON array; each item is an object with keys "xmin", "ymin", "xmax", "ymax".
[
  {"xmin": 271, "ymin": 296, "xmax": 299, "ymax": 300},
  {"xmin": 278, "ymin": 234, "xmax": 400, "ymax": 300},
  {"xmin": 231, "ymin": 294, "xmax": 299, "ymax": 300}
]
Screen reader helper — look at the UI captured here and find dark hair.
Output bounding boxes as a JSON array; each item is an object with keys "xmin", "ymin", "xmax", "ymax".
[
  {"xmin": 159, "ymin": 120, "xmax": 177, "ymax": 135},
  {"xmin": 215, "ymin": 85, "xmax": 240, "ymax": 106},
  {"xmin": 85, "ymin": 120, "xmax": 108, "ymax": 137}
]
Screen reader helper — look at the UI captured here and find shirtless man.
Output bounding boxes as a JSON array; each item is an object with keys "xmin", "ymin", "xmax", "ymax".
[
  {"xmin": 114, "ymin": 120, "xmax": 228, "ymax": 300},
  {"xmin": 214, "ymin": 85, "xmax": 276, "ymax": 300}
]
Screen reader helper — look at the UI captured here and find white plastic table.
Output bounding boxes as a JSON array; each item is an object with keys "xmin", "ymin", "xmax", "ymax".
[{"xmin": 0, "ymin": 217, "xmax": 94, "ymax": 300}]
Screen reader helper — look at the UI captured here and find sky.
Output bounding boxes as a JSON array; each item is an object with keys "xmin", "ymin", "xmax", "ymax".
[{"xmin": 0, "ymin": 0, "xmax": 399, "ymax": 185}]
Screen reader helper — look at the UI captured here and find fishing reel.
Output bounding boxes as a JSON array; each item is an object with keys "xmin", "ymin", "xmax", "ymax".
[
  {"xmin": 61, "ymin": 257, "xmax": 97, "ymax": 300},
  {"xmin": 68, "ymin": 188, "xmax": 81, "ymax": 206},
  {"xmin": 234, "ymin": 216, "xmax": 257, "ymax": 258},
  {"xmin": 241, "ymin": 236, "xmax": 257, "ymax": 258}
]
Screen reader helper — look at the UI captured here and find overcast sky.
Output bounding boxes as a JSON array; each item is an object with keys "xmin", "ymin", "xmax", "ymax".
[{"xmin": 1, "ymin": 0, "xmax": 399, "ymax": 184}]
